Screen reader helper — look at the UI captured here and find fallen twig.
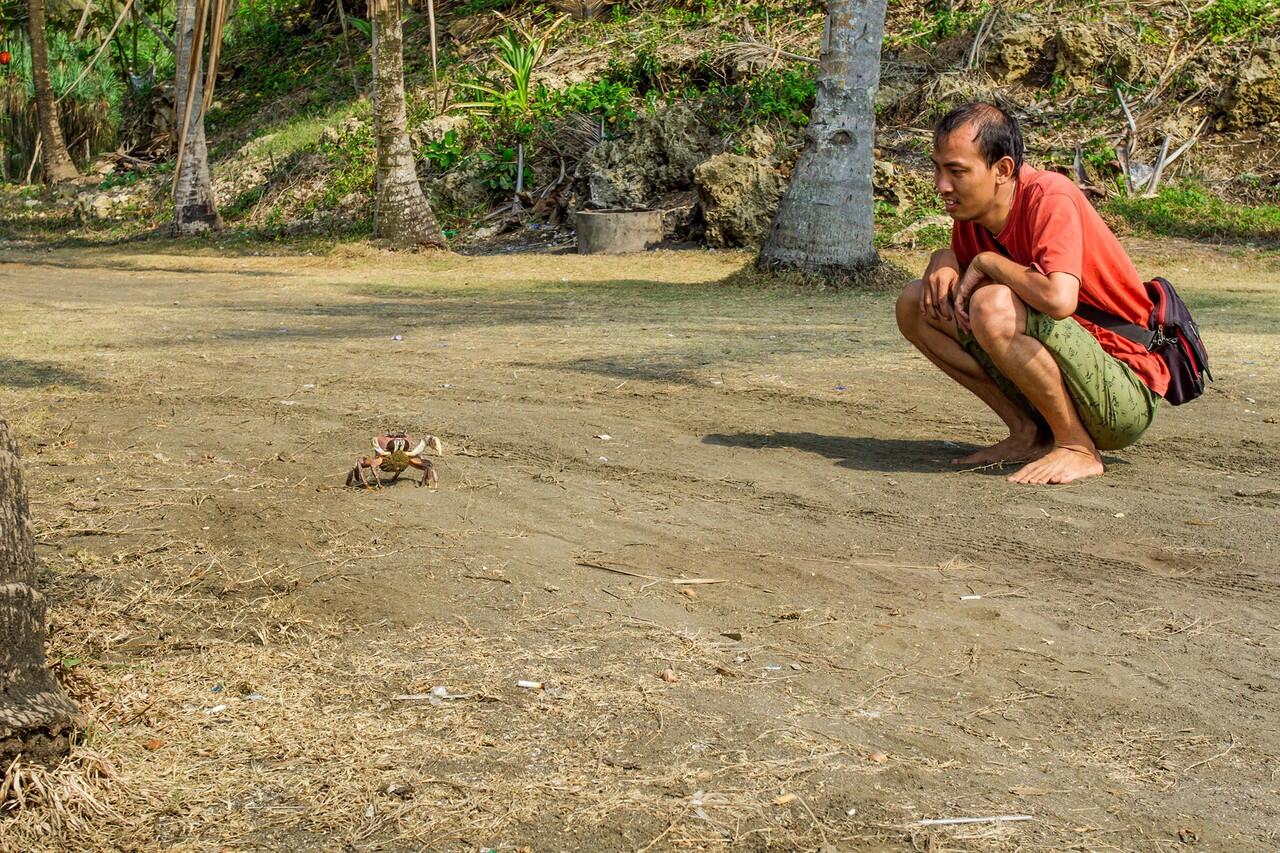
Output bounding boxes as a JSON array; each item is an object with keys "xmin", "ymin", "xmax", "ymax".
[{"xmin": 918, "ymin": 814, "xmax": 1034, "ymax": 827}]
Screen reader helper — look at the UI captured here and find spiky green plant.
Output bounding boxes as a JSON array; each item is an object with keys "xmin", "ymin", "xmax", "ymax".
[{"xmin": 453, "ymin": 15, "xmax": 566, "ymax": 207}]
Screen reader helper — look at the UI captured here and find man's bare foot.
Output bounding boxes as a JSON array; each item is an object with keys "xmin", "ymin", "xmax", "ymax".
[
  {"xmin": 1008, "ymin": 445, "xmax": 1104, "ymax": 484},
  {"xmin": 951, "ymin": 430, "xmax": 1052, "ymax": 466}
]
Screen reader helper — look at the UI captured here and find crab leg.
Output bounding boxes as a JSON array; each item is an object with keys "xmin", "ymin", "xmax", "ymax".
[
  {"xmin": 346, "ymin": 456, "xmax": 384, "ymax": 488},
  {"xmin": 409, "ymin": 456, "xmax": 438, "ymax": 488}
]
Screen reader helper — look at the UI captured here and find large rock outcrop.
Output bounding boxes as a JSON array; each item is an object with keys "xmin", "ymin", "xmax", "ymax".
[
  {"xmin": 984, "ymin": 20, "xmax": 1136, "ymax": 89},
  {"xmin": 1217, "ymin": 39, "xmax": 1280, "ymax": 129},
  {"xmin": 575, "ymin": 105, "xmax": 717, "ymax": 209},
  {"xmin": 692, "ymin": 153, "xmax": 785, "ymax": 248}
]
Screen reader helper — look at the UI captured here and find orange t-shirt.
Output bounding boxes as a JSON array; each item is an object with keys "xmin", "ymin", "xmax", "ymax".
[{"xmin": 951, "ymin": 165, "xmax": 1170, "ymax": 397}]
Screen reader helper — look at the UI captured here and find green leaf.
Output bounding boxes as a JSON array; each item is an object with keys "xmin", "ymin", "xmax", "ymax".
[{"xmin": 348, "ymin": 17, "xmax": 372, "ymax": 39}]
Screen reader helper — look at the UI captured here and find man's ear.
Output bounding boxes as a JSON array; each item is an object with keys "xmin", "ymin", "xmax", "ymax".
[{"xmin": 994, "ymin": 156, "xmax": 1017, "ymax": 184}]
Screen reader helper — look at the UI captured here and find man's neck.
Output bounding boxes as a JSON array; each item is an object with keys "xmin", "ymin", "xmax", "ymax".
[{"xmin": 976, "ymin": 174, "xmax": 1019, "ymax": 236}]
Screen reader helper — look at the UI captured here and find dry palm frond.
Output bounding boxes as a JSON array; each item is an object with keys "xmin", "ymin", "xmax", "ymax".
[
  {"xmin": 719, "ymin": 34, "xmax": 818, "ymax": 70},
  {"xmin": 553, "ymin": 110, "xmax": 604, "ymax": 160},
  {"xmin": 0, "ymin": 748, "xmax": 125, "ymax": 836}
]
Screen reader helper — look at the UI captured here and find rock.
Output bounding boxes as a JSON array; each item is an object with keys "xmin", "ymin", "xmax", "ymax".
[
  {"xmin": 413, "ymin": 114, "xmax": 469, "ymax": 147},
  {"xmin": 739, "ymin": 125, "xmax": 777, "ymax": 161},
  {"xmin": 74, "ymin": 189, "xmax": 132, "ymax": 221},
  {"xmin": 1053, "ymin": 23, "xmax": 1104, "ymax": 88},
  {"xmin": 576, "ymin": 104, "xmax": 717, "ymax": 209},
  {"xmin": 874, "ymin": 78, "xmax": 916, "ymax": 115},
  {"xmin": 985, "ymin": 24, "xmax": 1054, "ymax": 84},
  {"xmin": 1217, "ymin": 39, "xmax": 1280, "ymax": 129},
  {"xmin": 984, "ymin": 22, "xmax": 1109, "ymax": 90},
  {"xmin": 693, "ymin": 153, "xmax": 785, "ymax": 248},
  {"xmin": 431, "ymin": 158, "xmax": 490, "ymax": 215},
  {"xmin": 873, "ymin": 160, "xmax": 906, "ymax": 207},
  {"xmin": 886, "ymin": 214, "xmax": 953, "ymax": 249}
]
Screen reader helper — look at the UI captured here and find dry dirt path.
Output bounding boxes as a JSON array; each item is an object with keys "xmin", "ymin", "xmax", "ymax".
[{"xmin": 1, "ymin": 241, "xmax": 1277, "ymax": 851}]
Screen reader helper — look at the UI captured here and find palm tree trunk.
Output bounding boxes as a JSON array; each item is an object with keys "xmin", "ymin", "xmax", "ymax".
[
  {"xmin": 172, "ymin": 0, "xmax": 222, "ymax": 236},
  {"xmin": 757, "ymin": 0, "xmax": 887, "ymax": 281},
  {"xmin": 1, "ymin": 419, "xmax": 80, "ymax": 767},
  {"xmin": 370, "ymin": 1, "xmax": 446, "ymax": 247},
  {"xmin": 27, "ymin": 0, "xmax": 80, "ymax": 183}
]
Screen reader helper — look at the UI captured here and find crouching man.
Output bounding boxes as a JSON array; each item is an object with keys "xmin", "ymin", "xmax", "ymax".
[{"xmin": 896, "ymin": 102, "xmax": 1169, "ymax": 485}]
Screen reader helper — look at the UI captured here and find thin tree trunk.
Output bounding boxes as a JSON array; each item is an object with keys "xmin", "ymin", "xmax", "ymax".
[
  {"xmin": 370, "ymin": 1, "xmax": 446, "ymax": 247},
  {"xmin": 172, "ymin": 0, "xmax": 222, "ymax": 236},
  {"xmin": 757, "ymin": 0, "xmax": 887, "ymax": 280},
  {"xmin": 27, "ymin": 0, "xmax": 81, "ymax": 183},
  {"xmin": 1, "ymin": 419, "xmax": 80, "ymax": 767}
]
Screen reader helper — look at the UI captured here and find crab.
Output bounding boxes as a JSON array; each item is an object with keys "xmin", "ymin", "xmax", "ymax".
[{"xmin": 346, "ymin": 432, "xmax": 444, "ymax": 489}]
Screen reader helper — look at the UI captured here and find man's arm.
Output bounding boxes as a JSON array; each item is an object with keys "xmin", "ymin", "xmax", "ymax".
[
  {"xmin": 921, "ymin": 248, "xmax": 962, "ymax": 322},
  {"xmin": 958, "ymin": 251, "xmax": 1080, "ymax": 323},
  {"xmin": 924, "ymin": 248, "xmax": 961, "ymax": 280}
]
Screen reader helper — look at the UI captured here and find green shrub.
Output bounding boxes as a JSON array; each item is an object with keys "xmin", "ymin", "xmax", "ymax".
[
  {"xmin": 475, "ymin": 146, "xmax": 532, "ymax": 191},
  {"xmin": 421, "ymin": 129, "xmax": 468, "ymax": 172},
  {"xmin": 1194, "ymin": 0, "xmax": 1280, "ymax": 41},
  {"xmin": 887, "ymin": 3, "xmax": 990, "ymax": 49},
  {"xmin": 537, "ymin": 79, "xmax": 638, "ymax": 127},
  {"xmin": 317, "ymin": 116, "xmax": 376, "ymax": 209},
  {"xmin": 742, "ymin": 67, "xmax": 816, "ymax": 125},
  {"xmin": 1105, "ymin": 182, "xmax": 1280, "ymax": 244}
]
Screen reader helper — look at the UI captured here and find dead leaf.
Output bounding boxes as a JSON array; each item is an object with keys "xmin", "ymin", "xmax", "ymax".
[
  {"xmin": 143, "ymin": 738, "xmax": 164, "ymax": 751},
  {"xmin": 867, "ymin": 751, "xmax": 889, "ymax": 764},
  {"xmin": 679, "ymin": 587, "xmax": 697, "ymax": 599},
  {"xmin": 1178, "ymin": 827, "xmax": 1200, "ymax": 844},
  {"xmin": 659, "ymin": 668, "xmax": 678, "ymax": 683},
  {"xmin": 1010, "ymin": 786, "xmax": 1051, "ymax": 796},
  {"xmin": 772, "ymin": 793, "xmax": 797, "ymax": 806}
]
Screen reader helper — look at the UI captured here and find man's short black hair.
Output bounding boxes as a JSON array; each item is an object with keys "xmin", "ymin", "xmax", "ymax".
[{"xmin": 933, "ymin": 102, "xmax": 1024, "ymax": 172}]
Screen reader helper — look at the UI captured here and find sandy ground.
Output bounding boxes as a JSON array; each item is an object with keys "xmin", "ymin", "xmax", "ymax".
[{"xmin": 0, "ymin": 240, "xmax": 1277, "ymax": 852}]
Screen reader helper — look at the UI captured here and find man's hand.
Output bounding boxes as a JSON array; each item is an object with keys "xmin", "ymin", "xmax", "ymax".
[
  {"xmin": 921, "ymin": 252, "xmax": 961, "ymax": 322},
  {"xmin": 954, "ymin": 252, "xmax": 995, "ymax": 335}
]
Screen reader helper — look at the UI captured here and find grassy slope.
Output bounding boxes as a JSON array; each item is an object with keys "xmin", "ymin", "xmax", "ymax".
[{"xmin": 4, "ymin": 0, "xmax": 1279, "ymax": 247}]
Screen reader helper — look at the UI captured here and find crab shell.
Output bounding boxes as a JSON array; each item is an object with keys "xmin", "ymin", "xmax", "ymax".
[{"xmin": 372, "ymin": 433, "xmax": 443, "ymax": 457}]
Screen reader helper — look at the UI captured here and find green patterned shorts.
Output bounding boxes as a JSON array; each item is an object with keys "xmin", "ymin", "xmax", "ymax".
[{"xmin": 961, "ymin": 310, "xmax": 1160, "ymax": 451}]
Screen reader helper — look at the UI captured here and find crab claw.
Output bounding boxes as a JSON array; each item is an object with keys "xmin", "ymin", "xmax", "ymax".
[
  {"xmin": 426, "ymin": 435, "xmax": 444, "ymax": 455},
  {"xmin": 373, "ymin": 438, "xmax": 389, "ymax": 456},
  {"xmin": 409, "ymin": 439, "xmax": 426, "ymax": 457}
]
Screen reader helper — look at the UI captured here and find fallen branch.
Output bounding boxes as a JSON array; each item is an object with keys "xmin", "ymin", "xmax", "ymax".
[
  {"xmin": 577, "ymin": 559, "xmax": 726, "ymax": 585},
  {"xmin": 967, "ymin": 9, "xmax": 997, "ymax": 70},
  {"xmin": 1143, "ymin": 133, "xmax": 1172, "ymax": 197}
]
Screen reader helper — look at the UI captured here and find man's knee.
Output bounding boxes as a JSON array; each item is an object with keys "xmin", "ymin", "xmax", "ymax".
[
  {"xmin": 895, "ymin": 279, "xmax": 924, "ymax": 338},
  {"xmin": 969, "ymin": 284, "xmax": 1022, "ymax": 347}
]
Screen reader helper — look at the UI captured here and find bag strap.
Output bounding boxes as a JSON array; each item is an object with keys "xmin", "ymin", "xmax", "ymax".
[
  {"xmin": 1071, "ymin": 302, "xmax": 1156, "ymax": 349},
  {"xmin": 983, "ymin": 229, "xmax": 1157, "ymax": 350}
]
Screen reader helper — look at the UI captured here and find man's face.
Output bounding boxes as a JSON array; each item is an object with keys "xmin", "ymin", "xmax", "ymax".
[{"xmin": 931, "ymin": 126, "xmax": 1010, "ymax": 222}]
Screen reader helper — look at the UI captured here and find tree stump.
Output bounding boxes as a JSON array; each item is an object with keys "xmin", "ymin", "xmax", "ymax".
[
  {"xmin": 574, "ymin": 209, "xmax": 663, "ymax": 254},
  {"xmin": 0, "ymin": 418, "xmax": 79, "ymax": 767}
]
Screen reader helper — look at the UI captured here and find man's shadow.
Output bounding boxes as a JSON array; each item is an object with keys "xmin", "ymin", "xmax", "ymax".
[
  {"xmin": 703, "ymin": 432, "xmax": 972, "ymax": 474},
  {"xmin": 704, "ymin": 432, "xmax": 1130, "ymax": 474}
]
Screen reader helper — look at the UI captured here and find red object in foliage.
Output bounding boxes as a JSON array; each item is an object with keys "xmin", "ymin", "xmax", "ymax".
[{"xmin": 0, "ymin": 51, "xmax": 12, "ymax": 66}]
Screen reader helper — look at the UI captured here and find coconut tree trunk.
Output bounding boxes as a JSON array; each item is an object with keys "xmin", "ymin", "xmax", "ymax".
[
  {"xmin": 370, "ymin": 0, "xmax": 446, "ymax": 247},
  {"xmin": 1, "ymin": 419, "xmax": 80, "ymax": 767},
  {"xmin": 27, "ymin": 0, "xmax": 81, "ymax": 183},
  {"xmin": 172, "ymin": 0, "xmax": 222, "ymax": 235},
  {"xmin": 757, "ymin": 0, "xmax": 887, "ymax": 280}
]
